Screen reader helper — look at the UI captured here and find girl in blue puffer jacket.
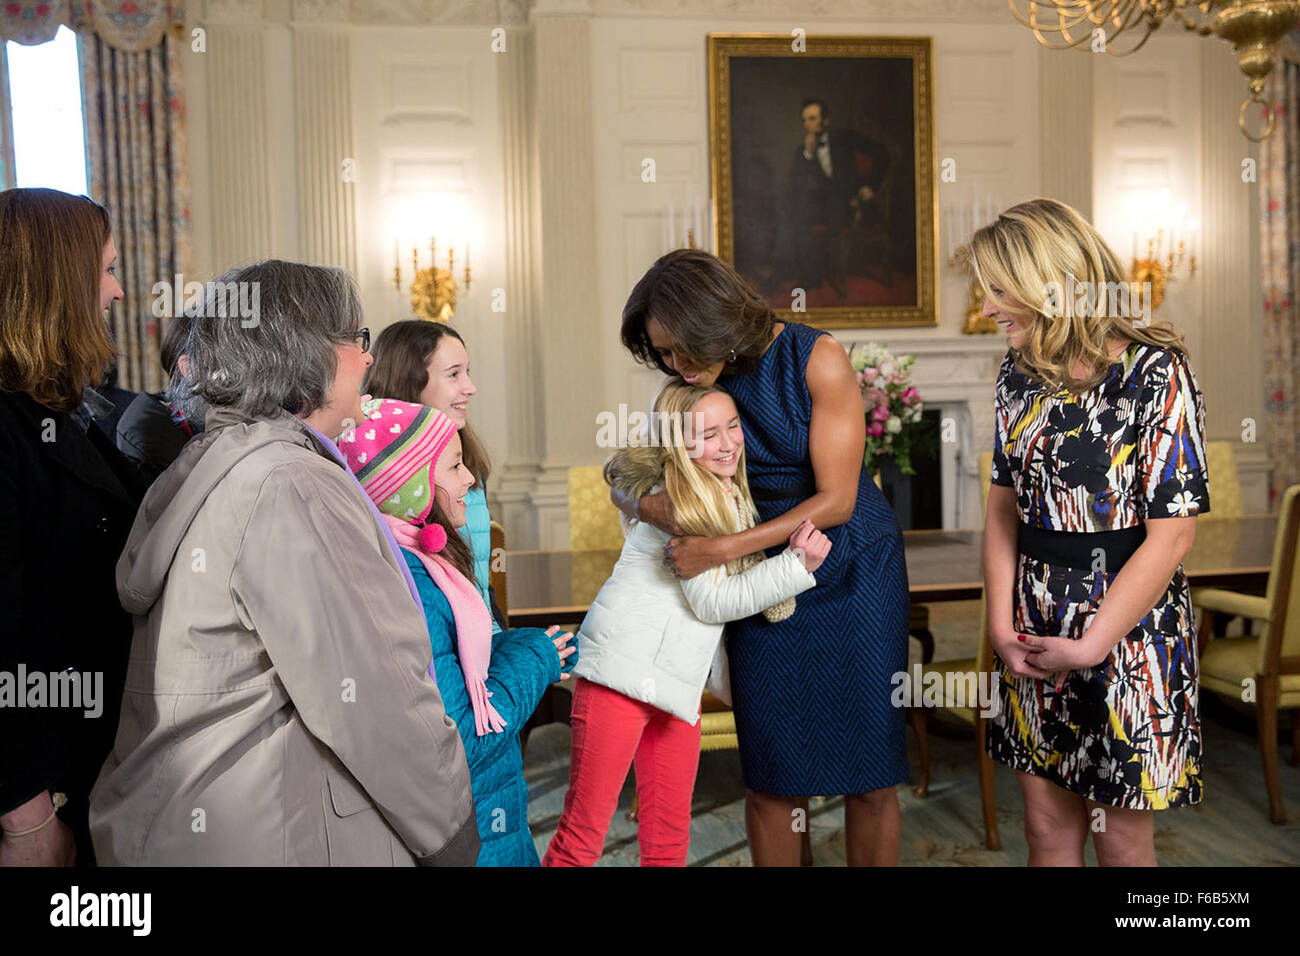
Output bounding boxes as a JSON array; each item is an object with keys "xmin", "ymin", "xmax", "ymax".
[{"xmin": 340, "ymin": 397, "xmax": 576, "ymax": 866}]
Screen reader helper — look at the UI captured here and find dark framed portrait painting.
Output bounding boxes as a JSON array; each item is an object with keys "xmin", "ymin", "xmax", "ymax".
[{"xmin": 708, "ymin": 35, "xmax": 938, "ymax": 328}]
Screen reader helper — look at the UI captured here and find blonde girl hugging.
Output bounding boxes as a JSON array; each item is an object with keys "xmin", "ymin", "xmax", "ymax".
[{"xmin": 542, "ymin": 380, "xmax": 830, "ymax": 867}]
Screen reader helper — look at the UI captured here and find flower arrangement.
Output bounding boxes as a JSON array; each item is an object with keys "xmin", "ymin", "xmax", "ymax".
[{"xmin": 847, "ymin": 342, "xmax": 925, "ymax": 475}]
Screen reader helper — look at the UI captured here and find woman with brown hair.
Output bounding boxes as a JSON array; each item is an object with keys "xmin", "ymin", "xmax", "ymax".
[
  {"xmin": 972, "ymin": 198, "xmax": 1209, "ymax": 865},
  {"xmin": 617, "ymin": 248, "xmax": 910, "ymax": 866},
  {"xmin": 364, "ymin": 320, "xmax": 506, "ymax": 628},
  {"xmin": 0, "ymin": 187, "xmax": 148, "ymax": 866}
]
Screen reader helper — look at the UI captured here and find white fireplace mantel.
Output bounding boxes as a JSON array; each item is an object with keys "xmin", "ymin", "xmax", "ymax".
[{"xmin": 842, "ymin": 333, "xmax": 1008, "ymax": 529}]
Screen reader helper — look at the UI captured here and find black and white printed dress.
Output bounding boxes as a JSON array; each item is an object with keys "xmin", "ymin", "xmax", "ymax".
[{"xmin": 986, "ymin": 342, "xmax": 1210, "ymax": 810}]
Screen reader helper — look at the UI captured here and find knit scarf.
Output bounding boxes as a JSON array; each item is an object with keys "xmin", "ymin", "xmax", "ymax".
[
  {"xmin": 723, "ymin": 481, "xmax": 795, "ymax": 622},
  {"xmin": 381, "ymin": 513, "xmax": 506, "ymax": 736}
]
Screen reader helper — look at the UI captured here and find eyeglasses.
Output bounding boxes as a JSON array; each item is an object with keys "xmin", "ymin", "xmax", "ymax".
[{"xmin": 344, "ymin": 327, "xmax": 370, "ymax": 353}]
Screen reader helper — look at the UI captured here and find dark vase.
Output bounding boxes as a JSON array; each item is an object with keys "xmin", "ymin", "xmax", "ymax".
[{"xmin": 874, "ymin": 455, "xmax": 914, "ymax": 529}]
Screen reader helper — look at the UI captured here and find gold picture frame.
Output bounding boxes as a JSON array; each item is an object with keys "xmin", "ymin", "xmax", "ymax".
[{"xmin": 707, "ymin": 34, "xmax": 938, "ymax": 329}]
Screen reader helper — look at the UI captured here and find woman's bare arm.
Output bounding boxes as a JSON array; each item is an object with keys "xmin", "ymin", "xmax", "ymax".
[
  {"xmin": 1023, "ymin": 517, "xmax": 1197, "ymax": 674},
  {"xmin": 666, "ymin": 336, "xmax": 866, "ymax": 576},
  {"xmin": 983, "ymin": 484, "xmax": 1019, "ymax": 644}
]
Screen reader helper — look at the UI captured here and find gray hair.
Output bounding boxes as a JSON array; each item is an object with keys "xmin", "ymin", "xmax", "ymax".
[{"xmin": 174, "ymin": 259, "xmax": 363, "ymax": 419}]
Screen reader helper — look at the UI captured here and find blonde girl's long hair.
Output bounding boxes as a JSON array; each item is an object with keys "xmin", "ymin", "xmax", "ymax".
[
  {"xmin": 603, "ymin": 380, "xmax": 757, "ymax": 539},
  {"xmin": 966, "ymin": 197, "xmax": 1187, "ymax": 394}
]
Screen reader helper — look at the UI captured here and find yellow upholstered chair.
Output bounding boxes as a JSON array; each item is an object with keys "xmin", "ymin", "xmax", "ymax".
[
  {"xmin": 568, "ymin": 465, "xmax": 626, "ymax": 550},
  {"xmin": 908, "ymin": 450, "xmax": 1001, "ymax": 850},
  {"xmin": 489, "ymin": 520, "xmax": 508, "ymax": 627},
  {"xmin": 1193, "ymin": 441, "xmax": 1251, "ymax": 637},
  {"xmin": 699, "ymin": 693, "xmax": 738, "ymax": 751},
  {"xmin": 1194, "ymin": 484, "xmax": 1300, "ymax": 824},
  {"xmin": 1202, "ymin": 441, "xmax": 1243, "ymax": 520}
]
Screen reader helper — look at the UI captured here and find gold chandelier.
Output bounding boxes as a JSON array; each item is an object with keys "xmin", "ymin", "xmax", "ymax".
[{"xmin": 1009, "ymin": 1, "xmax": 1300, "ymax": 139}]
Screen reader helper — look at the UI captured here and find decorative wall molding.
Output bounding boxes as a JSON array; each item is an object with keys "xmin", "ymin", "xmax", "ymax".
[
  {"xmin": 293, "ymin": 26, "xmax": 358, "ymax": 272},
  {"xmin": 291, "ymin": 0, "xmax": 350, "ymax": 22},
  {"xmin": 382, "ymin": 61, "xmax": 474, "ymax": 124},
  {"xmin": 205, "ymin": 25, "xmax": 277, "ymax": 267},
  {"xmin": 207, "ymin": 0, "xmax": 1010, "ymax": 25},
  {"xmin": 1039, "ymin": 48, "xmax": 1092, "ymax": 218},
  {"xmin": 1199, "ymin": 42, "xmax": 1266, "ymax": 486},
  {"xmin": 202, "ymin": 0, "xmax": 535, "ymax": 25},
  {"xmin": 203, "ymin": 0, "xmax": 266, "ymax": 25},
  {"xmin": 617, "ymin": 47, "xmax": 698, "ymax": 112},
  {"xmin": 497, "ymin": 24, "xmax": 548, "ymax": 548},
  {"xmin": 587, "ymin": 0, "xmax": 1008, "ymax": 19}
]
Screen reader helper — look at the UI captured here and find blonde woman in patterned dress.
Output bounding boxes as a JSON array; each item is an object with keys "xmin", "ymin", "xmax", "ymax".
[{"xmin": 970, "ymin": 198, "xmax": 1210, "ymax": 866}]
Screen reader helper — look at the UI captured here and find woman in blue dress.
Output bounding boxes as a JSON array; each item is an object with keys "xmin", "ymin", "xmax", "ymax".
[{"xmin": 614, "ymin": 249, "xmax": 910, "ymax": 866}]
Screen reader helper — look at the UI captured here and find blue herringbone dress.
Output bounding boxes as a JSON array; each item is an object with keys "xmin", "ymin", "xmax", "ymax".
[{"xmin": 718, "ymin": 322, "xmax": 910, "ymax": 796}]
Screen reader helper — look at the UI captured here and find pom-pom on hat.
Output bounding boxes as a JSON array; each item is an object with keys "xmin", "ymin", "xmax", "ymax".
[{"xmin": 337, "ymin": 397, "xmax": 458, "ymax": 525}]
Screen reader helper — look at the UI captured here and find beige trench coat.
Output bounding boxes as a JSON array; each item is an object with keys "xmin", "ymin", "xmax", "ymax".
[{"xmin": 89, "ymin": 408, "xmax": 479, "ymax": 866}]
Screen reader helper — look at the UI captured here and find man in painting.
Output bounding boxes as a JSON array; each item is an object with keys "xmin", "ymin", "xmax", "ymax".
[{"xmin": 784, "ymin": 97, "xmax": 890, "ymax": 298}]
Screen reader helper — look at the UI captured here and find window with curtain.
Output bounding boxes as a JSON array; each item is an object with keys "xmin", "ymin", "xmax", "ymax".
[{"xmin": 1, "ymin": 24, "xmax": 87, "ymax": 194}]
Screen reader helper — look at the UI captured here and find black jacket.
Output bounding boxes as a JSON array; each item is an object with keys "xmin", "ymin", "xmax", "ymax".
[
  {"xmin": 789, "ymin": 128, "xmax": 891, "ymax": 232},
  {"xmin": 115, "ymin": 391, "xmax": 202, "ymax": 485},
  {"xmin": 0, "ymin": 390, "xmax": 147, "ymax": 860}
]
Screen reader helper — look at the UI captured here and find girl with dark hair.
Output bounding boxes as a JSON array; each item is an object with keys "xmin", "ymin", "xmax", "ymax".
[
  {"xmin": 617, "ymin": 248, "xmax": 911, "ymax": 866},
  {"xmin": 365, "ymin": 320, "xmax": 505, "ymax": 629},
  {"xmin": 0, "ymin": 187, "xmax": 148, "ymax": 866}
]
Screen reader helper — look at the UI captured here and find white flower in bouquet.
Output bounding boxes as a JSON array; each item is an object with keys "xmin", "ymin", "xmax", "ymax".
[{"xmin": 886, "ymin": 415, "xmax": 902, "ymax": 434}]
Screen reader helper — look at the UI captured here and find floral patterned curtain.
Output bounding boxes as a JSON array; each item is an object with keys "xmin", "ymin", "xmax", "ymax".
[
  {"xmin": 1260, "ymin": 59, "xmax": 1300, "ymax": 507},
  {"xmin": 1, "ymin": 1, "xmax": 191, "ymax": 392},
  {"xmin": 80, "ymin": 25, "xmax": 192, "ymax": 393},
  {"xmin": 0, "ymin": 1, "xmax": 182, "ymax": 51}
]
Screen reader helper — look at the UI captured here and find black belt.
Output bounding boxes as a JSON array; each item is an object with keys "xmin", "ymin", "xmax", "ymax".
[
  {"xmin": 750, "ymin": 478, "xmax": 817, "ymax": 501},
  {"xmin": 1017, "ymin": 522, "xmax": 1146, "ymax": 574}
]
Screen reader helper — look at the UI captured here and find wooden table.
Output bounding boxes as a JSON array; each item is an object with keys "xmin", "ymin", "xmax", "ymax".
[{"xmin": 503, "ymin": 514, "xmax": 1277, "ymax": 628}]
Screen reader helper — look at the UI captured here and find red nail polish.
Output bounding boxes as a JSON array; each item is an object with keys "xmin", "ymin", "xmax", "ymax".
[{"xmin": 1017, "ymin": 634, "xmax": 1026, "ymax": 642}]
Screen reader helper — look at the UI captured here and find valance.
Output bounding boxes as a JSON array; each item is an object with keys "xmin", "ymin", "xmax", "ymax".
[{"xmin": 0, "ymin": 1, "xmax": 184, "ymax": 52}]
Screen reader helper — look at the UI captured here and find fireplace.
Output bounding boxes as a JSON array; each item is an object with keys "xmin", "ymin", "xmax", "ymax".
[{"xmin": 845, "ymin": 335, "xmax": 1008, "ymax": 531}]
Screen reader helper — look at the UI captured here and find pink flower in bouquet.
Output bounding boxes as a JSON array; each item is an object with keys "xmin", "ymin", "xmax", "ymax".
[
  {"xmin": 861, "ymin": 366, "xmax": 879, "ymax": 385},
  {"xmin": 866, "ymin": 421, "xmax": 885, "ymax": 437},
  {"xmin": 901, "ymin": 386, "xmax": 919, "ymax": 405},
  {"xmin": 871, "ymin": 404, "xmax": 890, "ymax": 423}
]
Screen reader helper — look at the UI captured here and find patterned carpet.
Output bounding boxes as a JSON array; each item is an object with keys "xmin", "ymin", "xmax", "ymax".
[{"xmin": 525, "ymin": 603, "xmax": 1300, "ymax": 866}]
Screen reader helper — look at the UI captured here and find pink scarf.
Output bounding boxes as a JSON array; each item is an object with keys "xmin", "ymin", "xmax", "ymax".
[{"xmin": 381, "ymin": 513, "xmax": 506, "ymax": 736}]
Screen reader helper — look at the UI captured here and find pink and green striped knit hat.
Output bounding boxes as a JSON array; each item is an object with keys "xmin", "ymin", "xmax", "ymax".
[{"xmin": 337, "ymin": 397, "xmax": 456, "ymax": 525}]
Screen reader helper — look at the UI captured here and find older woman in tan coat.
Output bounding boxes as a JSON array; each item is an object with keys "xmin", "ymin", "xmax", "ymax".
[{"xmin": 89, "ymin": 260, "xmax": 479, "ymax": 866}]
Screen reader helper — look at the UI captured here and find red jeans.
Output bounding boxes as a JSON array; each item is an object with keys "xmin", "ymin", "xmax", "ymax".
[{"xmin": 542, "ymin": 678, "xmax": 702, "ymax": 867}]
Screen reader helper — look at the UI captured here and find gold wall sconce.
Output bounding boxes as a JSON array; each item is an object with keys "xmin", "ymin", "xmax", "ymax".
[
  {"xmin": 393, "ymin": 237, "xmax": 472, "ymax": 323},
  {"xmin": 1126, "ymin": 194, "xmax": 1198, "ymax": 312}
]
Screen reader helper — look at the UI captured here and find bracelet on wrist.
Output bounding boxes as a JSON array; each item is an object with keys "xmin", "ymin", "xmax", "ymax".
[{"xmin": 2, "ymin": 792, "xmax": 67, "ymax": 838}]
